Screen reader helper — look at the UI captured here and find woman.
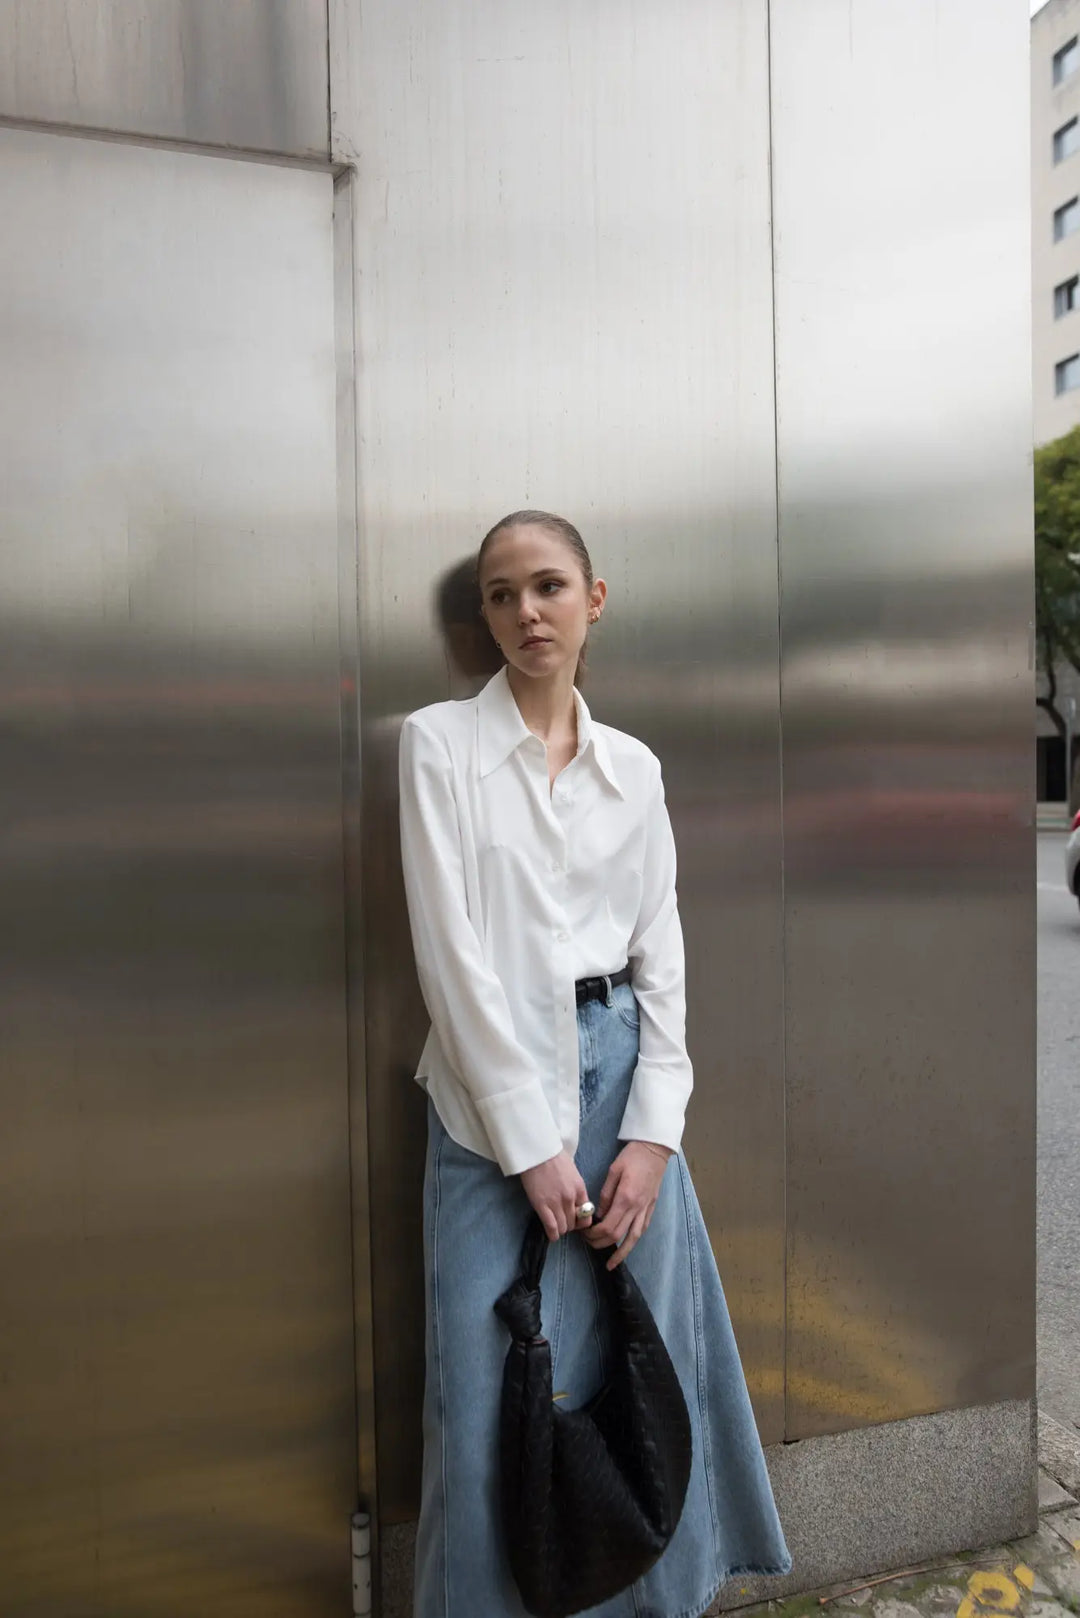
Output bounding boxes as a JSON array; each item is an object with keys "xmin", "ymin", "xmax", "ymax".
[{"xmin": 399, "ymin": 511, "xmax": 792, "ymax": 1618}]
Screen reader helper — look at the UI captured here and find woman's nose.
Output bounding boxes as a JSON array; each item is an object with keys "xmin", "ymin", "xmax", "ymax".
[{"xmin": 517, "ymin": 596, "xmax": 540, "ymax": 623}]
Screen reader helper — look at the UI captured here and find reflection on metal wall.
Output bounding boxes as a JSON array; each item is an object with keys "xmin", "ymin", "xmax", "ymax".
[
  {"xmin": 0, "ymin": 0, "xmax": 329, "ymax": 156},
  {"xmin": 770, "ymin": 0, "xmax": 1036, "ymax": 1437},
  {"xmin": 0, "ymin": 128, "xmax": 354, "ymax": 1614},
  {"xmin": 330, "ymin": 0, "xmax": 785, "ymax": 1520}
]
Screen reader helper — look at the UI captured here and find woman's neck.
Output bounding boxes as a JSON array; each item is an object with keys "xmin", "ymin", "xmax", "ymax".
[{"xmin": 505, "ymin": 664, "xmax": 578, "ymax": 744}]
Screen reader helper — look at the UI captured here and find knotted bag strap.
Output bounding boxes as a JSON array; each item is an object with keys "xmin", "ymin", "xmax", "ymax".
[
  {"xmin": 493, "ymin": 1215, "xmax": 548, "ymax": 1340},
  {"xmin": 494, "ymin": 1213, "xmax": 627, "ymax": 1343}
]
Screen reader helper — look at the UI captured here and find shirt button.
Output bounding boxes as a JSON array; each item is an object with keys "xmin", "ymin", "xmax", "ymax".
[
  {"xmin": 551, "ymin": 859, "xmax": 564, "ymax": 873},
  {"xmin": 557, "ymin": 930, "xmax": 570, "ymax": 943}
]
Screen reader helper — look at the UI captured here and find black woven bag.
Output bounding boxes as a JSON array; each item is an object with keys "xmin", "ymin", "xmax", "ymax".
[{"xmin": 493, "ymin": 1213, "xmax": 693, "ymax": 1618}]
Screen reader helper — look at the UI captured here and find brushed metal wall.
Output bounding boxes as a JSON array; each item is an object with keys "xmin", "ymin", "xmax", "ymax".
[
  {"xmin": 0, "ymin": 7, "xmax": 1036, "ymax": 1608},
  {"xmin": 770, "ymin": 0, "xmax": 1036, "ymax": 1438},
  {"xmin": 0, "ymin": 128, "xmax": 354, "ymax": 1615},
  {"xmin": 0, "ymin": 0, "xmax": 329, "ymax": 156},
  {"xmin": 330, "ymin": 0, "xmax": 786, "ymax": 1521}
]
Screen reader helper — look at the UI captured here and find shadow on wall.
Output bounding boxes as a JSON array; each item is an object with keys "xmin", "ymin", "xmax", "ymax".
[{"xmin": 361, "ymin": 554, "xmax": 503, "ymax": 1521}]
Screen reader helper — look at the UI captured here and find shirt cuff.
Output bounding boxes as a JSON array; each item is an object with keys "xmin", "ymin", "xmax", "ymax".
[
  {"xmin": 476, "ymin": 1082, "xmax": 565, "ymax": 1177},
  {"xmin": 616, "ymin": 1060, "xmax": 692, "ymax": 1155}
]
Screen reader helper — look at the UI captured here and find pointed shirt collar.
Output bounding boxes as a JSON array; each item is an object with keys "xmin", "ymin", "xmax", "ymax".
[{"xmin": 476, "ymin": 666, "xmax": 623, "ymax": 797}]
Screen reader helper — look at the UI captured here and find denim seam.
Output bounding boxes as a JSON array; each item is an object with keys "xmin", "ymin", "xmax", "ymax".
[
  {"xmin": 429, "ymin": 1127, "xmax": 450, "ymax": 1618},
  {"xmin": 585, "ymin": 1249, "xmax": 606, "ymax": 1408},
  {"xmin": 549, "ymin": 1219, "xmax": 567, "ymax": 1369},
  {"xmin": 631, "ymin": 1572, "xmax": 645, "ymax": 1617},
  {"xmin": 680, "ymin": 1151, "xmax": 722, "ymax": 1575}
]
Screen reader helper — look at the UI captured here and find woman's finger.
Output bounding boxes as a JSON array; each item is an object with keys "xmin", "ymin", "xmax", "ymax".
[
  {"xmin": 569, "ymin": 1174, "xmax": 593, "ymax": 1228},
  {"xmin": 582, "ymin": 1211, "xmax": 617, "ymax": 1246},
  {"xmin": 607, "ymin": 1210, "xmax": 648, "ymax": 1270},
  {"xmin": 591, "ymin": 1193, "xmax": 634, "ymax": 1248},
  {"xmin": 596, "ymin": 1163, "xmax": 621, "ymax": 1219},
  {"xmin": 540, "ymin": 1207, "xmax": 559, "ymax": 1242},
  {"xmin": 605, "ymin": 1224, "xmax": 633, "ymax": 1269},
  {"xmin": 588, "ymin": 1192, "xmax": 626, "ymax": 1241}
]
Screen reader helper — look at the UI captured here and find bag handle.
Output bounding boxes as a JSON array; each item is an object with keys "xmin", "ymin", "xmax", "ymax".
[{"xmin": 494, "ymin": 1212, "xmax": 625, "ymax": 1344}]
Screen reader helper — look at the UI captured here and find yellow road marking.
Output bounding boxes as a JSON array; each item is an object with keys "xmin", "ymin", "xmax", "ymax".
[{"xmin": 956, "ymin": 1568, "xmax": 1022, "ymax": 1618}]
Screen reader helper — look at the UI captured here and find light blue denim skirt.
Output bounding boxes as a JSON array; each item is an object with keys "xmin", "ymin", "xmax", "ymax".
[{"xmin": 414, "ymin": 979, "xmax": 792, "ymax": 1618}]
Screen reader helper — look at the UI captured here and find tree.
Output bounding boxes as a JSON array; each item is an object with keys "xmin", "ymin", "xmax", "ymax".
[{"xmin": 1034, "ymin": 425, "xmax": 1080, "ymax": 740}]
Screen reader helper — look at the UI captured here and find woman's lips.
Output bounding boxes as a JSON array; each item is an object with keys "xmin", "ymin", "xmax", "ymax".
[{"xmin": 520, "ymin": 637, "xmax": 550, "ymax": 649}]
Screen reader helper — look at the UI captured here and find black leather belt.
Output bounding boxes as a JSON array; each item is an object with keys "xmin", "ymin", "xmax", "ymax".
[{"xmin": 574, "ymin": 964, "xmax": 633, "ymax": 1006}]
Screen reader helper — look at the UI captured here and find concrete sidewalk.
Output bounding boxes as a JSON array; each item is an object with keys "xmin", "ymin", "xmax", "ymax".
[{"xmin": 728, "ymin": 1414, "xmax": 1080, "ymax": 1618}]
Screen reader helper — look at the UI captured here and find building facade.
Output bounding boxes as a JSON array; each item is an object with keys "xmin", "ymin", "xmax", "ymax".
[
  {"xmin": 1032, "ymin": 3, "xmax": 1080, "ymax": 802},
  {"xmin": 1033, "ymin": 0, "xmax": 1080, "ymax": 443}
]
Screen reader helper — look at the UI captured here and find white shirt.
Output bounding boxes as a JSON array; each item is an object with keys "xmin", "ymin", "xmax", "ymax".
[{"xmin": 398, "ymin": 665, "xmax": 693, "ymax": 1176}]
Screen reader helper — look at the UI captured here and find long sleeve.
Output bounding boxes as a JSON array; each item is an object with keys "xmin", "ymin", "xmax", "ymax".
[
  {"xmin": 617, "ymin": 758, "xmax": 694, "ymax": 1152},
  {"xmin": 398, "ymin": 714, "xmax": 565, "ymax": 1176}
]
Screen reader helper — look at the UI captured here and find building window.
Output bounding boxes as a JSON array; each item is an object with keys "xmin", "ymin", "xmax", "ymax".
[
  {"xmin": 1056, "ymin": 354, "xmax": 1080, "ymax": 394},
  {"xmin": 1056, "ymin": 118, "xmax": 1080, "ymax": 163},
  {"xmin": 1055, "ymin": 198, "xmax": 1080, "ymax": 240},
  {"xmin": 1056, "ymin": 277, "xmax": 1080, "ymax": 317},
  {"xmin": 1054, "ymin": 37, "xmax": 1079, "ymax": 85}
]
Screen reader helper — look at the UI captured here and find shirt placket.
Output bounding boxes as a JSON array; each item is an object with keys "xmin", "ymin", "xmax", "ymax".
[{"xmin": 547, "ymin": 764, "xmax": 579, "ymax": 1142}]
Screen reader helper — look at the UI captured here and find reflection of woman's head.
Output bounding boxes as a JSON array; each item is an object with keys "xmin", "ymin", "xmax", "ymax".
[
  {"xmin": 435, "ymin": 555, "xmax": 505, "ymax": 680},
  {"xmin": 476, "ymin": 510, "xmax": 605, "ymax": 687}
]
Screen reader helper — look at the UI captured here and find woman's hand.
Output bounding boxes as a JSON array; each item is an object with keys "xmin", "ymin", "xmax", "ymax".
[
  {"xmin": 520, "ymin": 1150, "xmax": 592, "ymax": 1242},
  {"xmin": 583, "ymin": 1141, "xmax": 674, "ymax": 1270}
]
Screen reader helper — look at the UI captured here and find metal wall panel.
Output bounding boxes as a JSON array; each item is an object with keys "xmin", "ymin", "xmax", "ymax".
[
  {"xmin": 0, "ymin": 128, "xmax": 354, "ymax": 1614},
  {"xmin": 0, "ymin": 0, "xmax": 329, "ymax": 156},
  {"xmin": 769, "ymin": 0, "xmax": 1036, "ymax": 1437},
  {"xmin": 330, "ymin": 0, "xmax": 785, "ymax": 1521}
]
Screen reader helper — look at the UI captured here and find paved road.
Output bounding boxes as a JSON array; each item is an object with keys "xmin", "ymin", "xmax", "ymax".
[{"xmin": 1038, "ymin": 829, "xmax": 1080, "ymax": 1433}]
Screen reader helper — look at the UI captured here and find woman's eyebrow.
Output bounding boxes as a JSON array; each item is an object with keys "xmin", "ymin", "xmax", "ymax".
[{"xmin": 484, "ymin": 568, "xmax": 569, "ymax": 587}]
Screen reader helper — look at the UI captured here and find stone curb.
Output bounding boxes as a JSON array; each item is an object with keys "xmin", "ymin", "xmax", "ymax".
[{"xmin": 1038, "ymin": 1408, "xmax": 1080, "ymax": 1499}]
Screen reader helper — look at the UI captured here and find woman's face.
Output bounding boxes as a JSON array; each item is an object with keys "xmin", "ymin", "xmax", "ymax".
[{"xmin": 478, "ymin": 525, "xmax": 605, "ymax": 681}]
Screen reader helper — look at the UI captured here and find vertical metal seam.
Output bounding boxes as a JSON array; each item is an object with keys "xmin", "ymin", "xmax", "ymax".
[
  {"xmin": 334, "ymin": 166, "xmax": 363, "ymax": 1469},
  {"xmin": 324, "ymin": 0, "xmax": 332, "ymax": 159},
  {"xmin": 333, "ymin": 165, "xmax": 381, "ymax": 1538},
  {"xmin": 764, "ymin": 0, "xmax": 790, "ymax": 1445}
]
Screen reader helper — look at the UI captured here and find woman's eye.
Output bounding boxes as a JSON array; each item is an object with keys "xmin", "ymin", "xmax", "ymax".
[
  {"xmin": 490, "ymin": 590, "xmax": 509, "ymax": 605},
  {"xmin": 540, "ymin": 579, "xmax": 562, "ymax": 594}
]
